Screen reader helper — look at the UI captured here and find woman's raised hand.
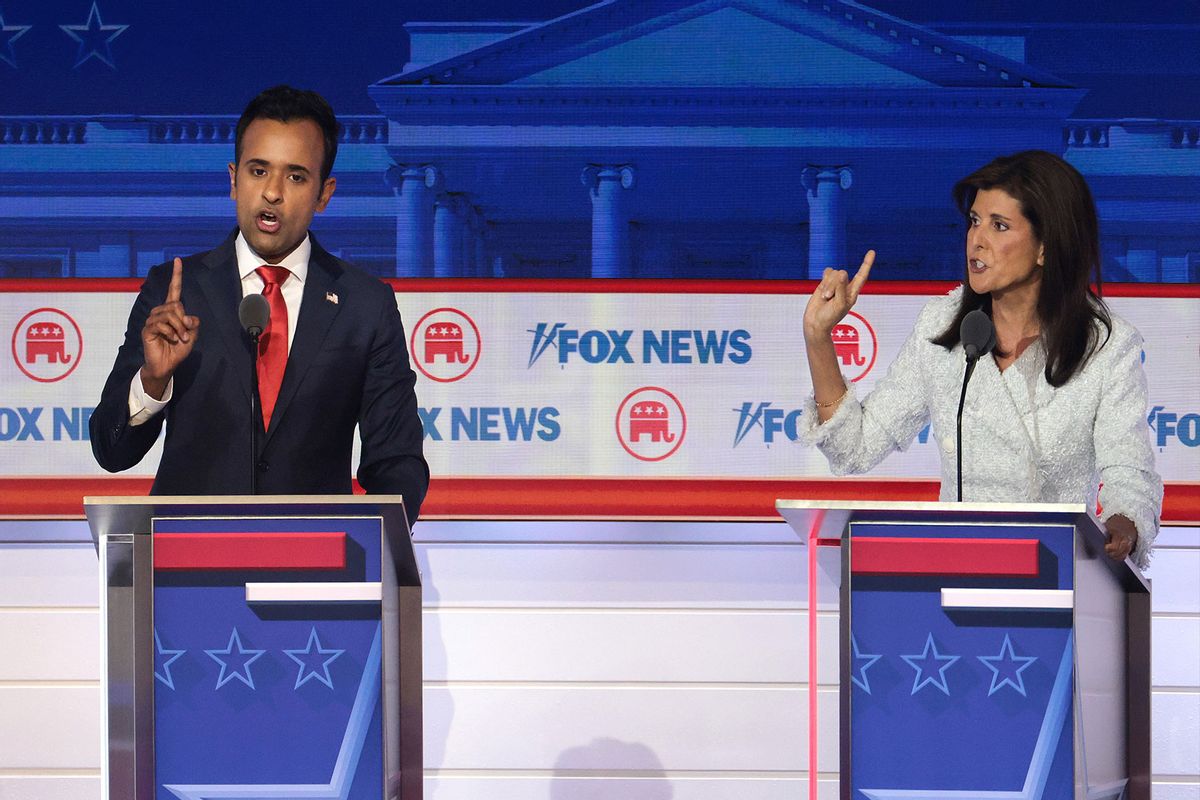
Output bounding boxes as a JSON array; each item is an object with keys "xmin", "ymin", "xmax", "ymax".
[{"xmin": 803, "ymin": 250, "xmax": 875, "ymax": 342}]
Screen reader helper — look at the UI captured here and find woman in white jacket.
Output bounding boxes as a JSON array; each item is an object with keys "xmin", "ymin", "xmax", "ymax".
[{"xmin": 801, "ymin": 150, "xmax": 1162, "ymax": 568}]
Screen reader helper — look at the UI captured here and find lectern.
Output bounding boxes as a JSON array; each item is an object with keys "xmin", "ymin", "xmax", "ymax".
[
  {"xmin": 777, "ymin": 500, "xmax": 1150, "ymax": 800},
  {"xmin": 85, "ymin": 496, "xmax": 422, "ymax": 800}
]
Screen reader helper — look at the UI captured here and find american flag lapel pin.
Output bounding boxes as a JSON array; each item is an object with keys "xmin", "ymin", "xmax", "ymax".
[{"xmin": 326, "ymin": 291, "xmax": 339, "ymax": 305}]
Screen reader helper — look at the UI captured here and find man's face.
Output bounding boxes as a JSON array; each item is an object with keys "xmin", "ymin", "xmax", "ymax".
[{"xmin": 229, "ymin": 118, "xmax": 336, "ymax": 264}]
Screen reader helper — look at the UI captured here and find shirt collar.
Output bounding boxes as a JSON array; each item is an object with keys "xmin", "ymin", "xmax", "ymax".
[{"xmin": 235, "ymin": 232, "xmax": 310, "ymax": 284}]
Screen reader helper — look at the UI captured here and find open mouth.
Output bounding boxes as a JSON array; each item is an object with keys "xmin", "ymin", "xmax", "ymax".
[
  {"xmin": 257, "ymin": 211, "xmax": 280, "ymax": 234},
  {"xmin": 969, "ymin": 258, "xmax": 987, "ymax": 273}
]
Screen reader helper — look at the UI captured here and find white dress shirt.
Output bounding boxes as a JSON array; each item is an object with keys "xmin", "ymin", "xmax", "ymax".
[{"xmin": 127, "ymin": 233, "xmax": 310, "ymax": 424}]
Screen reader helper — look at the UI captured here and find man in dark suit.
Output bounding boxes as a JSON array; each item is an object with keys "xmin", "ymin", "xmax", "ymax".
[{"xmin": 90, "ymin": 86, "xmax": 428, "ymax": 525}]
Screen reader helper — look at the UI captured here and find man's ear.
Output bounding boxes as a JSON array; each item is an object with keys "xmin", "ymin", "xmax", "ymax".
[
  {"xmin": 316, "ymin": 176, "xmax": 337, "ymax": 212},
  {"xmin": 228, "ymin": 163, "xmax": 238, "ymax": 200}
]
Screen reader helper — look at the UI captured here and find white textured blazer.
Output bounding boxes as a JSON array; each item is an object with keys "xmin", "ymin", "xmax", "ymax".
[{"xmin": 802, "ymin": 287, "xmax": 1162, "ymax": 568}]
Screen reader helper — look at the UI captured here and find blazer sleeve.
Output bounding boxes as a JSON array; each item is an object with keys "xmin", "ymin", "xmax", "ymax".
[
  {"xmin": 1092, "ymin": 325, "xmax": 1163, "ymax": 569},
  {"xmin": 355, "ymin": 285, "xmax": 430, "ymax": 527},
  {"xmin": 799, "ymin": 299, "xmax": 942, "ymax": 474},
  {"xmin": 89, "ymin": 266, "xmax": 170, "ymax": 472}
]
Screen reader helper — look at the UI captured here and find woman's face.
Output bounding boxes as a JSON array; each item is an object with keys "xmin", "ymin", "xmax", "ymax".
[{"xmin": 966, "ymin": 188, "xmax": 1045, "ymax": 300}]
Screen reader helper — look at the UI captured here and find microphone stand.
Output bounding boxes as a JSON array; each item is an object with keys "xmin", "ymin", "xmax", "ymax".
[
  {"xmin": 956, "ymin": 353, "xmax": 980, "ymax": 502},
  {"xmin": 249, "ymin": 330, "xmax": 261, "ymax": 495}
]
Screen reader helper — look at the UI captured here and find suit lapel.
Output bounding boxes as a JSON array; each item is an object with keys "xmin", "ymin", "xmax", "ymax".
[
  {"xmin": 962, "ymin": 354, "xmax": 1036, "ymax": 467},
  {"xmin": 263, "ymin": 239, "xmax": 344, "ymax": 442},
  {"xmin": 194, "ymin": 234, "xmax": 252, "ymax": 405}
]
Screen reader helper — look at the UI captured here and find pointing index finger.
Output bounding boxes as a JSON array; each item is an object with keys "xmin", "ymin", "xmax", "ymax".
[
  {"xmin": 167, "ymin": 257, "xmax": 183, "ymax": 303},
  {"xmin": 848, "ymin": 250, "xmax": 875, "ymax": 296}
]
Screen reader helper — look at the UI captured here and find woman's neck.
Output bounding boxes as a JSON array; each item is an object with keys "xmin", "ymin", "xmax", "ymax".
[{"xmin": 991, "ymin": 287, "xmax": 1041, "ymax": 341}]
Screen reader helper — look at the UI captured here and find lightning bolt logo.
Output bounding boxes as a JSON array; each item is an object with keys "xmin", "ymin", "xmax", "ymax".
[
  {"xmin": 527, "ymin": 323, "xmax": 566, "ymax": 368},
  {"xmin": 733, "ymin": 402, "xmax": 770, "ymax": 447}
]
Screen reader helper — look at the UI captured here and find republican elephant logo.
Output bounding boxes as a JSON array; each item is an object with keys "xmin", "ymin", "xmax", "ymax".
[
  {"xmin": 616, "ymin": 387, "xmax": 687, "ymax": 462},
  {"xmin": 629, "ymin": 401, "xmax": 675, "ymax": 443},
  {"xmin": 25, "ymin": 323, "xmax": 72, "ymax": 365},
  {"xmin": 834, "ymin": 311, "xmax": 878, "ymax": 383},
  {"xmin": 409, "ymin": 307, "xmax": 481, "ymax": 383},
  {"xmin": 423, "ymin": 323, "xmax": 471, "ymax": 365},
  {"xmin": 11, "ymin": 308, "xmax": 83, "ymax": 383},
  {"xmin": 832, "ymin": 323, "xmax": 865, "ymax": 367}
]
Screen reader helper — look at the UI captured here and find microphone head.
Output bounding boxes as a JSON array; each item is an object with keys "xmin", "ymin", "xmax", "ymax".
[
  {"xmin": 238, "ymin": 293, "xmax": 270, "ymax": 338},
  {"xmin": 960, "ymin": 308, "xmax": 996, "ymax": 360}
]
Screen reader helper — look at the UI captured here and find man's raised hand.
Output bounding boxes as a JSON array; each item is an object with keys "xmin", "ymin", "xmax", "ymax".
[{"xmin": 139, "ymin": 258, "xmax": 200, "ymax": 399}]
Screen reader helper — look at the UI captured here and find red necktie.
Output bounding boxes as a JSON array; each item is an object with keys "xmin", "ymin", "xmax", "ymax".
[{"xmin": 255, "ymin": 265, "xmax": 290, "ymax": 430}]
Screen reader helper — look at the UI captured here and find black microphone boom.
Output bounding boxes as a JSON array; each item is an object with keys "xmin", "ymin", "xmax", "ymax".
[
  {"xmin": 238, "ymin": 294, "xmax": 270, "ymax": 494},
  {"xmin": 956, "ymin": 308, "xmax": 996, "ymax": 502}
]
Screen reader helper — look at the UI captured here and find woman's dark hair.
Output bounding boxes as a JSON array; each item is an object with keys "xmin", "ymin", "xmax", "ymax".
[
  {"xmin": 234, "ymin": 85, "xmax": 340, "ymax": 183},
  {"xmin": 931, "ymin": 150, "xmax": 1111, "ymax": 387}
]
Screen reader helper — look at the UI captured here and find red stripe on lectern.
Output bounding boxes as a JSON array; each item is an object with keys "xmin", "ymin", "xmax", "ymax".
[
  {"xmin": 153, "ymin": 532, "xmax": 346, "ymax": 571},
  {"xmin": 850, "ymin": 537, "xmax": 1039, "ymax": 576}
]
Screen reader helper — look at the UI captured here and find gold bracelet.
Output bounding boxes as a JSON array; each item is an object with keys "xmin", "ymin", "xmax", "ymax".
[{"xmin": 814, "ymin": 388, "xmax": 848, "ymax": 409}]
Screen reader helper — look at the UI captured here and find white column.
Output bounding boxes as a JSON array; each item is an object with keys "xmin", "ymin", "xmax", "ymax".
[
  {"xmin": 434, "ymin": 194, "xmax": 464, "ymax": 278},
  {"xmin": 385, "ymin": 164, "xmax": 440, "ymax": 277},
  {"xmin": 802, "ymin": 166, "xmax": 853, "ymax": 279},
  {"xmin": 459, "ymin": 199, "xmax": 477, "ymax": 277},
  {"xmin": 473, "ymin": 210, "xmax": 490, "ymax": 278},
  {"xmin": 582, "ymin": 165, "xmax": 635, "ymax": 279}
]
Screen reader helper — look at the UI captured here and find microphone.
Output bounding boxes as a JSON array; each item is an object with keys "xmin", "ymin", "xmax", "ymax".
[
  {"xmin": 237, "ymin": 294, "xmax": 270, "ymax": 495},
  {"xmin": 238, "ymin": 294, "xmax": 270, "ymax": 339},
  {"xmin": 961, "ymin": 308, "xmax": 997, "ymax": 360},
  {"xmin": 956, "ymin": 308, "xmax": 995, "ymax": 501}
]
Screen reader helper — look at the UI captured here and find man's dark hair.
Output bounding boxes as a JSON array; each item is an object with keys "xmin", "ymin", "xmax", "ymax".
[{"xmin": 234, "ymin": 85, "xmax": 340, "ymax": 183}]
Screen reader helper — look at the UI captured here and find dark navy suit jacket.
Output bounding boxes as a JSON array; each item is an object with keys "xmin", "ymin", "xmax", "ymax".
[{"xmin": 90, "ymin": 231, "xmax": 429, "ymax": 525}]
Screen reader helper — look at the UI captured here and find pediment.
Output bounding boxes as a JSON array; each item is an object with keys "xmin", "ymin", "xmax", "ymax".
[
  {"xmin": 513, "ymin": 7, "xmax": 931, "ymax": 88},
  {"xmin": 380, "ymin": 0, "xmax": 1071, "ymax": 90}
]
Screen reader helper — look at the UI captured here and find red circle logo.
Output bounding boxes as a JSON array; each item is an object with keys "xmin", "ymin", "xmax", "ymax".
[
  {"xmin": 831, "ymin": 311, "xmax": 877, "ymax": 383},
  {"xmin": 410, "ymin": 308, "xmax": 481, "ymax": 383},
  {"xmin": 11, "ymin": 308, "xmax": 83, "ymax": 383},
  {"xmin": 615, "ymin": 386, "xmax": 687, "ymax": 462}
]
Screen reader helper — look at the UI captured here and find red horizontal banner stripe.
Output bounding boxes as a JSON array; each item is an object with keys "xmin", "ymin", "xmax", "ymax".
[
  {"xmin": 1, "ymin": 278, "xmax": 1197, "ymax": 298},
  {"xmin": 2, "ymin": 477, "xmax": 1198, "ymax": 524},
  {"xmin": 422, "ymin": 477, "xmax": 943, "ymax": 518},
  {"xmin": 153, "ymin": 532, "xmax": 346, "ymax": 571},
  {"xmin": 850, "ymin": 537, "xmax": 1040, "ymax": 577}
]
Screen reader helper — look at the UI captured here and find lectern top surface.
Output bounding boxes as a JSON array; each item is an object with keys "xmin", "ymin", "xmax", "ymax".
[
  {"xmin": 84, "ymin": 495, "xmax": 407, "ymax": 506},
  {"xmin": 775, "ymin": 499, "xmax": 1088, "ymax": 515}
]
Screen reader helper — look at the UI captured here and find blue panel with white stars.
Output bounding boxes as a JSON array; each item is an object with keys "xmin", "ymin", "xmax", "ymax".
[
  {"xmin": 848, "ymin": 521, "xmax": 1075, "ymax": 800},
  {"xmin": 151, "ymin": 516, "xmax": 384, "ymax": 800}
]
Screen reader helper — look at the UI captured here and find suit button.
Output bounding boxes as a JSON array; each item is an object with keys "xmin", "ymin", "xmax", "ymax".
[{"xmin": 256, "ymin": 461, "xmax": 269, "ymax": 472}]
